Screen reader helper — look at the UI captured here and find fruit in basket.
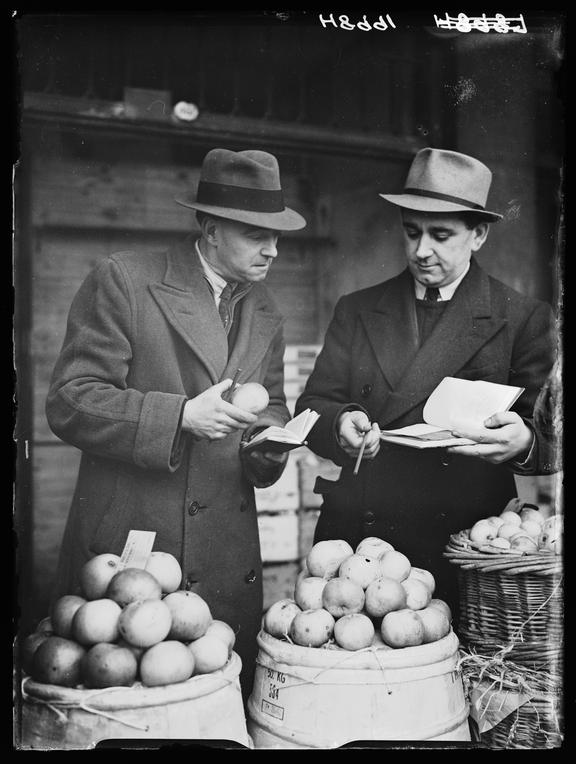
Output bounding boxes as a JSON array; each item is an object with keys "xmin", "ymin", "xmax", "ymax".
[
  {"xmin": 364, "ymin": 577, "xmax": 407, "ymax": 618},
  {"xmin": 429, "ymin": 599, "xmax": 452, "ymax": 623},
  {"xmin": 80, "ymin": 554, "xmax": 122, "ymax": 600},
  {"xmin": 355, "ymin": 537, "xmax": 395, "ymax": 559},
  {"xmin": 294, "ymin": 576, "xmax": 328, "ymax": 610},
  {"xmin": 469, "ymin": 519, "xmax": 496, "ymax": 544},
  {"xmin": 406, "ymin": 567, "xmax": 435, "ymax": 594},
  {"xmin": 105, "ymin": 568, "xmax": 162, "ymax": 608},
  {"xmin": 81, "ymin": 643, "xmax": 139, "ymax": 688},
  {"xmin": 380, "ymin": 609, "xmax": 425, "ymax": 648},
  {"xmin": 145, "ymin": 552, "xmax": 183, "ymax": 594},
  {"xmin": 306, "ymin": 540, "xmax": 354, "ymax": 579},
  {"xmin": 497, "ymin": 523, "xmax": 522, "ymax": 540},
  {"xmin": 289, "ymin": 609, "xmax": 335, "ymax": 648},
  {"xmin": 117, "ymin": 639, "xmax": 146, "ymax": 661},
  {"xmin": 417, "ymin": 606, "xmax": 450, "ymax": 644},
  {"xmin": 118, "ymin": 599, "xmax": 173, "ymax": 648},
  {"xmin": 72, "ymin": 599, "xmax": 122, "ymax": 646},
  {"xmin": 188, "ymin": 634, "xmax": 230, "ymax": 674},
  {"xmin": 51, "ymin": 595, "xmax": 87, "ymax": 639},
  {"xmin": 204, "ymin": 620, "xmax": 236, "ymax": 653},
  {"xmin": 338, "ymin": 554, "xmax": 382, "ymax": 589},
  {"xmin": 401, "ymin": 579, "xmax": 432, "ymax": 610},
  {"xmin": 333, "ymin": 613, "xmax": 375, "ymax": 650},
  {"xmin": 485, "ymin": 516, "xmax": 505, "ymax": 530},
  {"xmin": 377, "ymin": 550, "xmax": 411, "ymax": 582},
  {"xmin": 321, "ymin": 577, "xmax": 365, "ymax": 618},
  {"xmin": 519, "ymin": 507, "xmax": 546, "ymax": 526},
  {"xmin": 31, "ymin": 636, "xmax": 86, "ymax": 687},
  {"xmin": 164, "ymin": 590, "xmax": 212, "ymax": 641},
  {"xmin": 230, "ymin": 382, "xmax": 269, "ymax": 414},
  {"xmin": 509, "ymin": 533, "xmax": 538, "ymax": 553},
  {"xmin": 499, "ymin": 510, "xmax": 522, "ymax": 526},
  {"xmin": 487, "ymin": 537, "xmax": 512, "ymax": 551},
  {"xmin": 519, "ymin": 520, "xmax": 543, "ymax": 539},
  {"xmin": 538, "ymin": 515, "xmax": 563, "ymax": 554},
  {"xmin": 264, "ymin": 599, "xmax": 302, "ymax": 639},
  {"xmin": 140, "ymin": 640, "xmax": 195, "ymax": 687},
  {"xmin": 36, "ymin": 617, "xmax": 54, "ymax": 636}
]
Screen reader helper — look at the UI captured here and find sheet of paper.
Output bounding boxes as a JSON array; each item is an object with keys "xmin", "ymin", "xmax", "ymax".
[{"xmin": 423, "ymin": 377, "xmax": 524, "ymax": 429}]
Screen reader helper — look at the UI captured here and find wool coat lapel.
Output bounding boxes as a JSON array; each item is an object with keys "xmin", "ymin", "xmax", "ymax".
[
  {"xmin": 381, "ymin": 259, "xmax": 508, "ymax": 424},
  {"xmin": 149, "ymin": 238, "xmax": 283, "ymax": 385}
]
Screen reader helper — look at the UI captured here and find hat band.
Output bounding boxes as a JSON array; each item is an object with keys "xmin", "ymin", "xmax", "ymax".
[
  {"xmin": 197, "ymin": 181, "xmax": 285, "ymax": 213},
  {"xmin": 403, "ymin": 187, "xmax": 485, "ymax": 211}
]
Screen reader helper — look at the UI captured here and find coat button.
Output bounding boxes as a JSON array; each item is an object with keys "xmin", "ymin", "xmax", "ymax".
[
  {"xmin": 361, "ymin": 384, "xmax": 373, "ymax": 398},
  {"xmin": 441, "ymin": 453, "xmax": 451, "ymax": 467},
  {"xmin": 188, "ymin": 500, "xmax": 205, "ymax": 516},
  {"xmin": 364, "ymin": 511, "xmax": 375, "ymax": 525},
  {"xmin": 245, "ymin": 569, "xmax": 257, "ymax": 584}
]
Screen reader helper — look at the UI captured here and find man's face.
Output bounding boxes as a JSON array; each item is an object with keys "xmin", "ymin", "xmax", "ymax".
[
  {"xmin": 401, "ymin": 211, "xmax": 488, "ymax": 288},
  {"xmin": 209, "ymin": 218, "xmax": 280, "ymax": 283}
]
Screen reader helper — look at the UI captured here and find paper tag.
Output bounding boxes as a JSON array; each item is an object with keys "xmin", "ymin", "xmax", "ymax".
[{"xmin": 118, "ymin": 530, "xmax": 156, "ymax": 570}]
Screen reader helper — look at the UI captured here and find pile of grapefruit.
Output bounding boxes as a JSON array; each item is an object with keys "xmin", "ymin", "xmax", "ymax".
[
  {"xmin": 20, "ymin": 552, "xmax": 236, "ymax": 689},
  {"xmin": 263, "ymin": 537, "xmax": 452, "ymax": 651}
]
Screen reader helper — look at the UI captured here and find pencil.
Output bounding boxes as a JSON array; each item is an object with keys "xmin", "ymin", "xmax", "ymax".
[
  {"xmin": 353, "ymin": 430, "xmax": 370, "ymax": 476},
  {"xmin": 223, "ymin": 368, "xmax": 242, "ymax": 403}
]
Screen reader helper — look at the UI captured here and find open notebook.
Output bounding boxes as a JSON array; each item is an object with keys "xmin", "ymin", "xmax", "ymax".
[
  {"xmin": 241, "ymin": 408, "xmax": 320, "ymax": 455},
  {"xmin": 380, "ymin": 377, "xmax": 525, "ymax": 449}
]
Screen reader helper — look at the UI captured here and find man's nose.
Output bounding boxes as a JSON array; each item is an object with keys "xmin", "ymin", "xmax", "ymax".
[
  {"xmin": 415, "ymin": 235, "xmax": 433, "ymax": 258},
  {"xmin": 261, "ymin": 238, "xmax": 278, "ymax": 258}
]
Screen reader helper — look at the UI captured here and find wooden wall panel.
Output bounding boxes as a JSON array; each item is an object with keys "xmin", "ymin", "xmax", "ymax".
[{"xmin": 31, "ymin": 444, "xmax": 82, "ymax": 612}]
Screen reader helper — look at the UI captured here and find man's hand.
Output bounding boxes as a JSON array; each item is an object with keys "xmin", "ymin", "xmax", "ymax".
[
  {"xmin": 182, "ymin": 379, "xmax": 258, "ymax": 440},
  {"xmin": 337, "ymin": 411, "xmax": 381, "ymax": 460},
  {"xmin": 447, "ymin": 411, "xmax": 534, "ymax": 464}
]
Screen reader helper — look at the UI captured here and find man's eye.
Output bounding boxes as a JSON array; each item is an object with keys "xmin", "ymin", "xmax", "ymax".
[
  {"xmin": 433, "ymin": 233, "xmax": 450, "ymax": 242},
  {"xmin": 404, "ymin": 230, "xmax": 419, "ymax": 239}
]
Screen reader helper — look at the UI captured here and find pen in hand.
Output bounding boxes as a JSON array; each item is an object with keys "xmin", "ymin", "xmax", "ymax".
[
  {"xmin": 353, "ymin": 430, "xmax": 370, "ymax": 476},
  {"xmin": 222, "ymin": 368, "xmax": 242, "ymax": 403}
]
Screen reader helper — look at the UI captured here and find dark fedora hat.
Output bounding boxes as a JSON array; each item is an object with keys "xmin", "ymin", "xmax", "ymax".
[
  {"xmin": 176, "ymin": 148, "xmax": 307, "ymax": 231},
  {"xmin": 380, "ymin": 148, "xmax": 503, "ymax": 221}
]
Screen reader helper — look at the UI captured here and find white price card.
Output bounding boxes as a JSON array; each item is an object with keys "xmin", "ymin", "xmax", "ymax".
[{"xmin": 118, "ymin": 530, "xmax": 156, "ymax": 570}]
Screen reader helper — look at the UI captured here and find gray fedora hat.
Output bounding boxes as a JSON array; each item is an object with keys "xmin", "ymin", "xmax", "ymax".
[
  {"xmin": 176, "ymin": 148, "xmax": 307, "ymax": 231},
  {"xmin": 380, "ymin": 148, "xmax": 503, "ymax": 221}
]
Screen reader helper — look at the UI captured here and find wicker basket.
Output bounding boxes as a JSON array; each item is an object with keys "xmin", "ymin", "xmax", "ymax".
[
  {"xmin": 445, "ymin": 532, "xmax": 563, "ymax": 672},
  {"xmin": 480, "ymin": 692, "xmax": 563, "ymax": 749}
]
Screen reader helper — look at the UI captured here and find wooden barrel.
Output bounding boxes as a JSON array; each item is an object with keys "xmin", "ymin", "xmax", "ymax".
[
  {"xmin": 247, "ymin": 631, "xmax": 470, "ymax": 748},
  {"xmin": 19, "ymin": 652, "xmax": 250, "ymax": 749}
]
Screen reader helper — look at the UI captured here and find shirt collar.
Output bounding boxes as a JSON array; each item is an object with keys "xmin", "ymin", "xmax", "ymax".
[
  {"xmin": 414, "ymin": 262, "xmax": 470, "ymax": 301},
  {"xmin": 195, "ymin": 239, "xmax": 229, "ymax": 299}
]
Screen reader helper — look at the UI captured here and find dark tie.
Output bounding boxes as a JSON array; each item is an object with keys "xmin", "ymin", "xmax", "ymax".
[
  {"xmin": 218, "ymin": 282, "xmax": 235, "ymax": 329},
  {"xmin": 424, "ymin": 287, "xmax": 441, "ymax": 302}
]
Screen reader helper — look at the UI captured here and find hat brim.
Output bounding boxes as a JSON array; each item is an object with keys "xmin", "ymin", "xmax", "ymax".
[
  {"xmin": 379, "ymin": 193, "xmax": 503, "ymax": 221},
  {"xmin": 175, "ymin": 199, "xmax": 307, "ymax": 231}
]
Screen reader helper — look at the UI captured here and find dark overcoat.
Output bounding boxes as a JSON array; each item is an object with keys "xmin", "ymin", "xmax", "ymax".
[
  {"xmin": 46, "ymin": 238, "xmax": 290, "ymax": 696},
  {"xmin": 296, "ymin": 259, "xmax": 556, "ymax": 617}
]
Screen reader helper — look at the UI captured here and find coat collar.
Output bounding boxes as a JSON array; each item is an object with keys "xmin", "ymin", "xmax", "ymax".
[
  {"xmin": 360, "ymin": 258, "xmax": 508, "ymax": 425},
  {"xmin": 149, "ymin": 237, "xmax": 284, "ymax": 384}
]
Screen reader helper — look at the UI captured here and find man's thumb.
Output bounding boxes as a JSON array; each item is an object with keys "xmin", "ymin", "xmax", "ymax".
[{"xmin": 215, "ymin": 378, "xmax": 233, "ymax": 392}]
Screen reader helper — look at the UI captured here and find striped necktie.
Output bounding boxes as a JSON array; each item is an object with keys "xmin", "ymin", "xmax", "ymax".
[{"xmin": 218, "ymin": 282, "xmax": 235, "ymax": 329}]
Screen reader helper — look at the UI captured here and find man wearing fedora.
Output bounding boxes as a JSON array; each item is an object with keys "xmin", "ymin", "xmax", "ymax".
[
  {"xmin": 46, "ymin": 148, "xmax": 306, "ymax": 700},
  {"xmin": 296, "ymin": 148, "xmax": 555, "ymax": 617}
]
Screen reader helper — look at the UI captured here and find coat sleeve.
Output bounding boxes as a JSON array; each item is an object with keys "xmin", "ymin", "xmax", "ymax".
[
  {"xmin": 507, "ymin": 299, "xmax": 558, "ymax": 474},
  {"xmin": 294, "ymin": 296, "xmax": 367, "ymax": 466},
  {"xmin": 240, "ymin": 326, "xmax": 292, "ymax": 488},
  {"xmin": 45, "ymin": 257, "xmax": 187, "ymax": 472}
]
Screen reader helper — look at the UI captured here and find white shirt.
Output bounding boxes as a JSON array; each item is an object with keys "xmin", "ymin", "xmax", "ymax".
[
  {"xmin": 413, "ymin": 262, "xmax": 470, "ymax": 301},
  {"xmin": 195, "ymin": 239, "xmax": 229, "ymax": 308}
]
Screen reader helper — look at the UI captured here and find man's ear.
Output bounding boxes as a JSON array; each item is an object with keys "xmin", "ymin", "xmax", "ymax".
[
  {"xmin": 471, "ymin": 222, "xmax": 489, "ymax": 252},
  {"xmin": 200, "ymin": 216, "xmax": 219, "ymax": 246}
]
